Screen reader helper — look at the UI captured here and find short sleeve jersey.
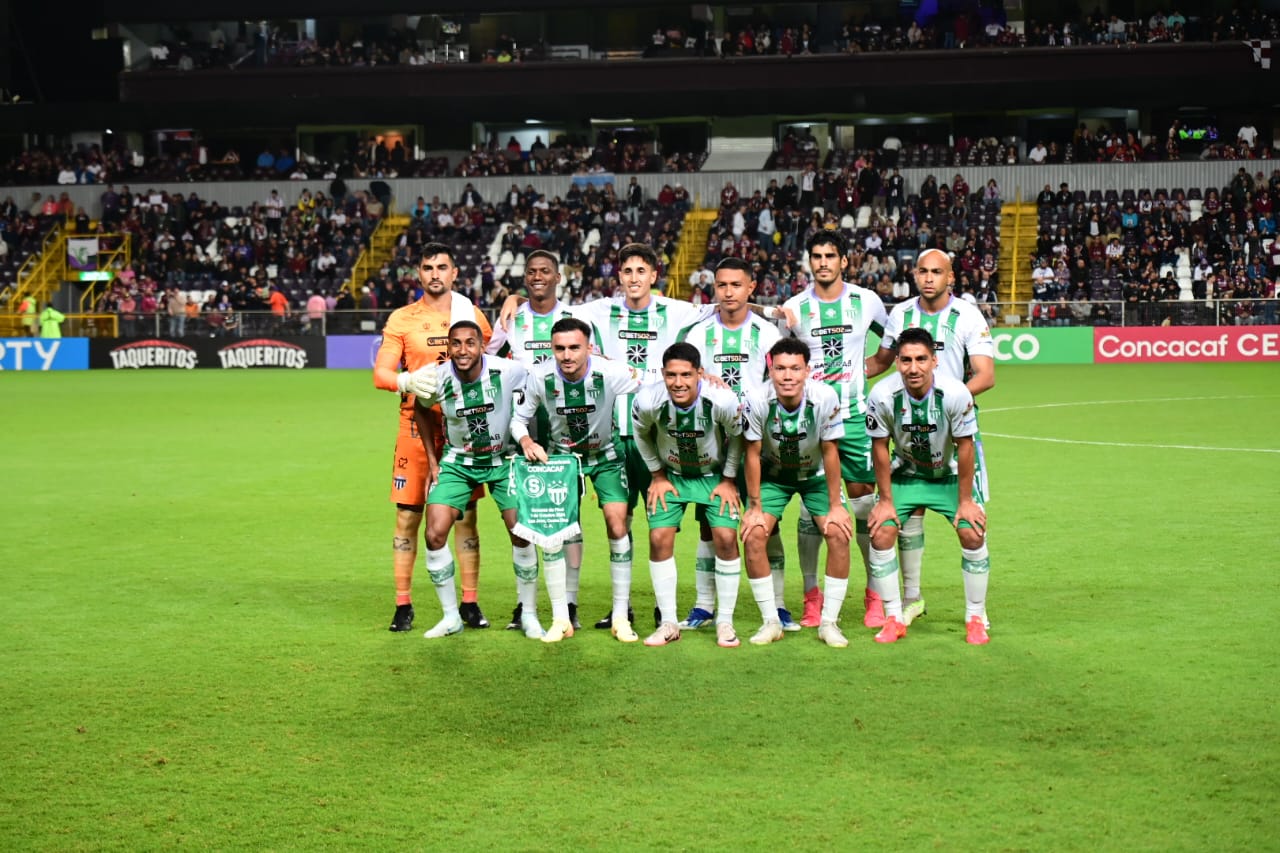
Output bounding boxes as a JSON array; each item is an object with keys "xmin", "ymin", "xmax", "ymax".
[
  {"xmin": 487, "ymin": 300, "xmax": 575, "ymax": 367},
  {"xmin": 782, "ymin": 283, "xmax": 887, "ymax": 419},
  {"xmin": 419, "ymin": 356, "xmax": 527, "ymax": 467},
  {"xmin": 881, "ymin": 296, "xmax": 994, "ymax": 383},
  {"xmin": 865, "ymin": 373, "xmax": 978, "ymax": 481},
  {"xmin": 377, "ymin": 293, "xmax": 492, "ymax": 416},
  {"xmin": 574, "ymin": 295, "xmax": 711, "ymax": 435},
  {"xmin": 742, "ymin": 380, "xmax": 843, "ymax": 483},
  {"xmin": 677, "ymin": 312, "xmax": 781, "ymax": 398},
  {"xmin": 512, "ymin": 357, "xmax": 641, "ymax": 467},
  {"xmin": 632, "ymin": 382, "xmax": 744, "ymax": 479}
]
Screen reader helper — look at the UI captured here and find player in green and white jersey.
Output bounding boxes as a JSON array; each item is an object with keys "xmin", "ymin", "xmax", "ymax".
[
  {"xmin": 864, "ymin": 327, "xmax": 991, "ymax": 646},
  {"xmin": 866, "ymin": 248, "xmax": 996, "ymax": 627},
  {"xmin": 411, "ymin": 321, "xmax": 544, "ymax": 641},
  {"xmin": 512, "ymin": 317, "xmax": 645, "ymax": 643},
  {"xmin": 487, "ymin": 249, "xmax": 590, "ymax": 631},
  {"xmin": 673, "ymin": 257, "xmax": 784, "ymax": 632},
  {"xmin": 740, "ymin": 337, "xmax": 855, "ymax": 647},
  {"xmin": 632, "ymin": 342, "xmax": 745, "ymax": 648},
  {"xmin": 777, "ymin": 230, "xmax": 888, "ymax": 631},
  {"xmin": 568, "ymin": 242, "xmax": 713, "ymax": 630}
]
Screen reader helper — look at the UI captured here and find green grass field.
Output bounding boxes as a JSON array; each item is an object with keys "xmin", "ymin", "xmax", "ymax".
[{"xmin": 2, "ymin": 364, "xmax": 1278, "ymax": 851}]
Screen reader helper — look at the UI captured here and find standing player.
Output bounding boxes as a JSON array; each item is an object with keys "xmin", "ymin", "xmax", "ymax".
[
  {"xmin": 674, "ymin": 257, "xmax": 782, "ymax": 631},
  {"xmin": 373, "ymin": 243, "xmax": 493, "ymax": 633},
  {"xmin": 780, "ymin": 230, "xmax": 888, "ymax": 630},
  {"xmin": 487, "ymin": 249, "xmax": 588, "ymax": 631},
  {"xmin": 570, "ymin": 243, "xmax": 713, "ymax": 629},
  {"xmin": 866, "ymin": 248, "xmax": 995, "ymax": 627},
  {"xmin": 633, "ymin": 343, "xmax": 745, "ymax": 648},
  {"xmin": 864, "ymin": 328, "xmax": 991, "ymax": 645},
  {"xmin": 740, "ymin": 338, "xmax": 855, "ymax": 647},
  {"xmin": 512, "ymin": 318, "xmax": 644, "ymax": 643},
  {"xmin": 410, "ymin": 321, "xmax": 544, "ymax": 639}
]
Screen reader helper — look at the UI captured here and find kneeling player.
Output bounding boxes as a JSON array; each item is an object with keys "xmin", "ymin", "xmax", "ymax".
[
  {"xmin": 740, "ymin": 338, "xmax": 855, "ymax": 647},
  {"xmin": 411, "ymin": 321, "xmax": 545, "ymax": 640},
  {"xmin": 633, "ymin": 343, "xmax": 745, "ymax": 648},
  {"xmin": 864, "ymin": 327, "xmax": 991, "ymax": 645}
]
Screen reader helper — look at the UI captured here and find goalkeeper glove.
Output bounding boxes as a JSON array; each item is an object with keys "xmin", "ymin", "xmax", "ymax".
[{"xmin": 404, "ymin": 365, "xmax": 439, "ymax": 400}]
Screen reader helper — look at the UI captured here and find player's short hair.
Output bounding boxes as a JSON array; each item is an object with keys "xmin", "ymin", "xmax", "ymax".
[
  {"xmin": 618, "ymin": 242, "xmax": 659, "ymax": 270},
  {"xmin": 525, "ymin": 249, "xmax": 560, "ymax": 268},
  {"xmin": 419, "ymin": 242, "xmax": 456, "ymax": 265},
  {"xmin": 768, "ymin": 337, "xmax": 810, "ymax": 364},
  {"xmin": 805, "ymin": 229, "xmax": 847, "ymax": 258},
  {"xmin": 895, "ymin": 327, "xmax": 937, "ymax": 353},
  {"xmin": 448, "ymin": 320, "xmax": 483, "ymax": 340},
  {"xmin": 662, "ymin": 341, "xmax": 702, "ymax": 370},
  {"xmin": 714, "ymin": 257, "xmax": 752, "ymax": 275},
  {"xmin": 550, "ymin": 317, "xmax": 591, "ymax": 339}
]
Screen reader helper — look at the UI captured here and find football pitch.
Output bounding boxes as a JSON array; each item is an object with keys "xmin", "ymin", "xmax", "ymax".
[{"xmin": 2, "ymin": 364, "xmax": 1277, "ymax": 851}]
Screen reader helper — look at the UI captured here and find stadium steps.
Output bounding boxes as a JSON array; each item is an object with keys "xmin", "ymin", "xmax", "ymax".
[
  {"xmin": 2, "ymin": 224, "xmax": 66, "ymax": 334},
  {"xmin": 344, "ymin": 214, "xmax": 411, "ymax": 297},
  {"xmin": 998, "ymin": 201, "xmax": 1038, "ymax": 306},
  {"xmin": 666, "ymin": 208, "xmax": 718, "ymax": 299}
]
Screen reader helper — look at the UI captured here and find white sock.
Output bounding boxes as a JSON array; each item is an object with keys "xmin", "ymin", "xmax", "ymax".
[
  {"xmin": 609, "ymin": 536, "xmax": 632, "ymax": 623},
  {"xmin": 850, "ymin": 493, "xmax": 876, "ymax": 583},
  {"xmin": 426, "ymin": 547, "xmax": 459, "ymax": 617},
  {"xmin": 564, "ymin": 534, "xmax": 583, "ymax": 605},
  {"xmin": 513, "ymin": 544, "xmax": 539, "ymax": 617},
  {"xmin": 961, "ymin": 544, "xmax": 991, "ymax": 620},
  {"xmin": 869, "ymin": 546, "xmax": 903, "ymax": 619},
  {"xmin": 649, "ymin": 556, "xmax": 678, "ymax": 625},
  {"xmin": 796, "ymin": 509, "xmax": 821, "ymax": 592},
  {"xmin": 821, "ymin": 574, "xmax": 849, "ymax": 624},
  {"xmin": 748, "ymin": 575, "xmax": 777, "ymax": 623},
  {"xmin": 900, "ymin": 515, "xmax": 925, "ymax": 601},
  {"xmin": 543, "ymin": 547, "xmax": 569, "ymax": 621},
  {"xmin": 693, "ymin": 538, "xmax": 716, "ymax": 611},
  {"xmin": 713, "ymin": 556, "xmax": 740, "ymax": 624}
]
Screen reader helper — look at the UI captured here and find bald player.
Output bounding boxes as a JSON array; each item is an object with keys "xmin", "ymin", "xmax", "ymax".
[{"xmin": 865, "ymin": 247, "xmax": 995, "ymax": 628}]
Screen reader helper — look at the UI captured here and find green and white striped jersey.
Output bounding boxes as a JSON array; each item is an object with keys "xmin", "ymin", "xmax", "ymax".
[
  {"xmin": 880, "ymin": 296, "xmax": 994, "ymax": 383},
  {"xmin": 865, "ymin": 373, "xmax": 977, "ymax": 481},
  {"xmin": 486, "ymin": 301, "xmax": 577, "ymax": 367},
  {"xmin": 510, "ymin": 357, "xmax": 642, "ymax": 467},
  {"xmin": 419, "ymin": 356, "xmax": 528, "ymax": 467},
  {"xmin": 574, "ymin": 296, "xmax": 711, "ymax": 436},
  {"xmin": 632, "ymin": 381, "xmax": 744, "ymax": 479},
  {"xmin": 742, "ymin": 379, "xmax": 843, "ymax": 483},
  {"xmin": 782, "ymin": 283, "xmax": 887, "ymax": 419},
  {"xmin": 677, "ymin": 312, "xmax": 781, "ymax": 398}
]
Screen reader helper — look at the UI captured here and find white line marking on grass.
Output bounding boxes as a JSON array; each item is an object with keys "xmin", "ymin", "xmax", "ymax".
[
  {"xmin": 982, "ymin": 433, "xmax": 1280, "ymax": 454},
  {"xmin": 982, "ymin": 395, "xmax": 1275, "ymax": 414}
]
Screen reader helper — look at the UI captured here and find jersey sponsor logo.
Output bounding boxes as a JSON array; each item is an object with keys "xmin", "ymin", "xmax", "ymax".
[
  {"xmin": 668, "ymin": 429, "xmax": 706, "ymax": 439},
  {"xmin": 814, "ymin": 324, "xmax": 854, "ymax": 336},
  {"xmin": 902, "ymin": 423, "xmax": 939, "ymax": 434},
  {"xmin": 524, "ymin": 341, "xmax": 551, "ymax": 350},
  {"xmin": 770, "ymin": 430, "xmax": 808, "ymax": 441},
  {"xmin": 713, "ymin": 353, "xmax": 749, "ymax": 363},
  {"xmin": 619, "ymin": 330, "xmax": 658, "ymax": 340},
  {"xmin": 108, "ymin": 339, "xmax": 198, "ymax": 369},
  {"xmin": 218, "ymin": 339, "xmax": 307, "ymax": 369},
  {"xmin": 556, "ymin": 405, "xmax": 596, "ymax": 415},
  {"xmin": 459, "ymin": 403, "xmax": 496, "ymax": 417}
]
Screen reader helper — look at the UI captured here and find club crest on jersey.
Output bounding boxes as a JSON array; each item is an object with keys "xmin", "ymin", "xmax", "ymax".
[{"xmin": 393, "ymin": 476, "xmax": 407, "ymax": 490}]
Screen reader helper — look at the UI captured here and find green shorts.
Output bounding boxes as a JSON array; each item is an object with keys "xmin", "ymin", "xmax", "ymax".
[
  {"xmin": 838, "ymin": 419, "xmax": 874, "ymax": 484},
  {"xmin": 622, "ymin": 436, "xmax": 653, "ymax": 511},
  {"xmin": 880, "ymin": 475, "xmax": 982, "ymax": 529},
  {"xmin": 648, "ymin": 473, "xmax": 740, "ymax": 530},
  {"xmin": 428, "ymin": 460, "xmax": 517, "ymax": 514},
  {"xmin": 759, "ymin": 474, "xmax": 841, "ymax": 523},
  {"xmin": 583, "ymin": 458, "xmax": 629, "ymax": 507}
]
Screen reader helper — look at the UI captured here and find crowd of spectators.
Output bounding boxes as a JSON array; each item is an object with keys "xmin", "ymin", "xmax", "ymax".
[
  {"xmin": 1028, "ymin": 167, "xmax": 1280, "ymax": 326},
  {"xmin": 452, "ymin": 132, "xmax": 705, "ymax": 178},
  {"xmin": 693, "ymin": 165, "xmax": 1001, "ymax": 318}
]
